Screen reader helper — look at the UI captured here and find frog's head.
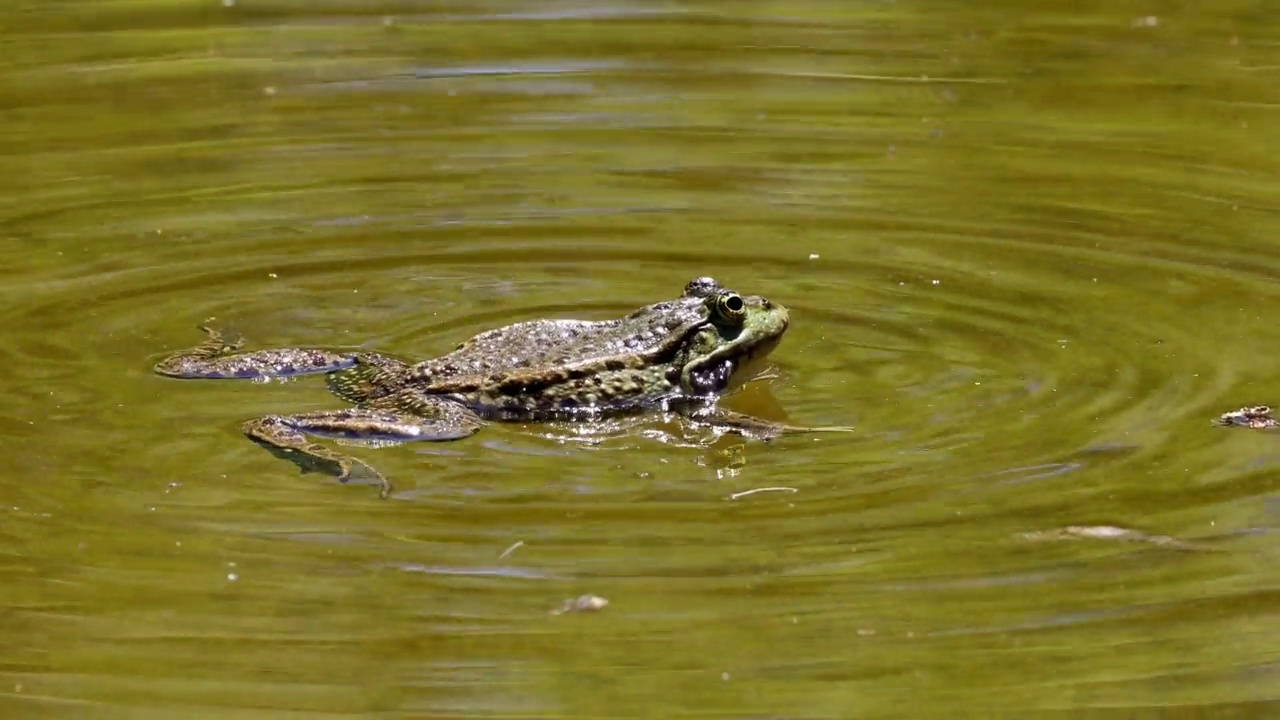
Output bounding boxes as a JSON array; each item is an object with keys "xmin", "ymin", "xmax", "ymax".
[{"xmin": 675, "ymin": 281, "xmax": 789, "ymax": 395}]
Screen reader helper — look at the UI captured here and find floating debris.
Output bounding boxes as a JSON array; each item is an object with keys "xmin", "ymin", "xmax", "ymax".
[
  {"xmin": 728, "ymin": 486, "xmax": 798, "ymax": 500},
  {"xmin": 551, "ymin": 594, "xmax": 609, "ymax": 615},
  {"xmin": 1214, "ymin": 405, "xmax": 1280, "ymax": 429},
  {"xmin": 1019, "ymin": 525, "xmax": 1206, "ymax": 551},
  {"xmin": 498, "ymin": 540, "xmax": 524, "ymax": 560}
]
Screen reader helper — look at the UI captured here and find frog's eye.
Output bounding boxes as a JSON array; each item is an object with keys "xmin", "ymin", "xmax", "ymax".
[
  {"xmin": 683, "ymin": 276, "xmax": 720, "ymax": 298},
  {"xmin": 713, "ymin": 292, "xmax": 747, "ymax": 323}
]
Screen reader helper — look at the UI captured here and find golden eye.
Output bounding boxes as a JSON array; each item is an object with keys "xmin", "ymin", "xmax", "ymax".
[{"xmin": 713, "ymin": 292, "xmax": 746, "ymax": 323}]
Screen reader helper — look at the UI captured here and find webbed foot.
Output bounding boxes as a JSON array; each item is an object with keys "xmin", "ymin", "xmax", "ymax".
[
  {"xmin": 244, "ymin": 416, "xmax": 390, "ymax": 496},
  {"xmin": 241, "ymin": 395, "xmax": 484, "ymax": 498}
]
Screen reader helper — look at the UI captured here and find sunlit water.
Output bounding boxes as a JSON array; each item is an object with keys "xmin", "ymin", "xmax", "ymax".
[{"xmin": 3, "ymin": 1, "xmax": 1280, "ymax": 717}]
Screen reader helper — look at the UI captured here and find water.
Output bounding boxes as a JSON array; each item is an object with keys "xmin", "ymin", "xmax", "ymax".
[{"xmin": 3, "ymin": 1, "xmax": 1280, "ymax": 717}]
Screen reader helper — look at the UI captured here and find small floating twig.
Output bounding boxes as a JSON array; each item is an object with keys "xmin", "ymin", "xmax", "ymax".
[
  {"xmin": 728, "ymin": 486, "xmax": 798, "ymax": 500},
  {"xmin": 498, "ymin": 540, "xmax": 524, "ymax": 560},
  {"xmin": 1018, "ymin": 525, "xmax": 1209, "ymax": 551},
  {"xmin": 551, "ymin": 594, "xmax": 609, "ymax": 615}
]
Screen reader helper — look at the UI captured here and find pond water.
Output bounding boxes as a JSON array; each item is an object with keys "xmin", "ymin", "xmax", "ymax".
[{"xmin": 3, "ymin": 1, "xmax": 1280, "ymax": 717}]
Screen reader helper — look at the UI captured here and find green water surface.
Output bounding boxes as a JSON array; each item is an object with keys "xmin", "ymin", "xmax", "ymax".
[{"xmin": 2, "ymin": 1, "xmax": 1280, "ymax": 717}]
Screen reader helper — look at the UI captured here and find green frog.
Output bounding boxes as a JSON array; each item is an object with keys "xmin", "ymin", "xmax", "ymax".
[{"xmin": 154, "ymin": 277, "xmax": 843, "ymax": 496}]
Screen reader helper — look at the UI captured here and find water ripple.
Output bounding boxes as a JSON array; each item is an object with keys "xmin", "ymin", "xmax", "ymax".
[{"xmin": 4, "ymin": 0, "xmax": 1280, "ymax": 716}]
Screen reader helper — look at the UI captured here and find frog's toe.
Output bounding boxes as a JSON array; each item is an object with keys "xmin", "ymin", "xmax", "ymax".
[{"xmin": 334, "ymin": 459, "xmax": 353, "ymax": 482}]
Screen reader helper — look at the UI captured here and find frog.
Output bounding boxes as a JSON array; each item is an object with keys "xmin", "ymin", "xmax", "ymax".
[{"xmin": 153, "ymin": 277, "xmax": 845, "ymax": 497}]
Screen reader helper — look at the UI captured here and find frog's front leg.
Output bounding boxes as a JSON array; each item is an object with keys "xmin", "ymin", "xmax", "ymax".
[
  {"xmin": 681, "ymin": 405, "xmax": 855, "ymax": 440},
  {"xmin": 154, "ymin": 319, "xmax": 358, "ymax": 380},
  {"xmin": 242, "ymin": 394, "xmax": 484, "ymax": 498}
]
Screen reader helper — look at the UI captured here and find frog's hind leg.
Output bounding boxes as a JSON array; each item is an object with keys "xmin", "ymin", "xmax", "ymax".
[
  {"xmin": 326, "ymin": 353, "xmax": 413, "ymax": 403},
  {"xmin": 242, "ymin": 415, "xmax": 385, "ymax": 493},
  {"xmin": 241, "ymin": 397, "xmax": 484, "ymax": 498},
  {"xmin": 154, "ymin": 319, "xmax": 357, "ymax": 380}
]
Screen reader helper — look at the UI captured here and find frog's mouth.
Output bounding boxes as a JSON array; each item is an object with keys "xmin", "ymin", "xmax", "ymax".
[
  {"xmin": 684, "ymin": 332, "xmax": 785, "ymax": 395},
  {"xmin": 725, "ymin": 334, "xmax": 783, "ymax": 388}
]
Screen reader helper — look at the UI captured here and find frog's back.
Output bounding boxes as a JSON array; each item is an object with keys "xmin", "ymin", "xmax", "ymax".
[{"xmin": 413, "ymin": 298, "xmax": 704, "ymax": 380}]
